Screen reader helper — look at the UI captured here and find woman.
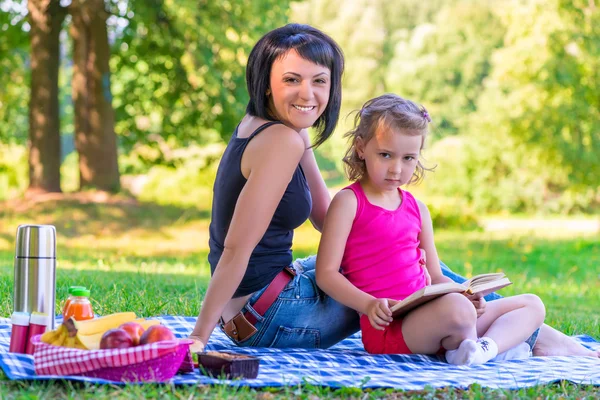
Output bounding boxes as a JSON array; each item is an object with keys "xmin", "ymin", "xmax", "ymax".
[
  {"xmin": 189, "ymin": 23, "xmax": 359, "ymax": 351},
  {"xmin": 189, "ymin": 23, "xmax": 598, "ymax": 358}
]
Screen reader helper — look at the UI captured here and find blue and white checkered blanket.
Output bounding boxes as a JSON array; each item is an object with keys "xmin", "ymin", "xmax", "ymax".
[{"xmin": 1, "ymin": 316, "xmax": 599, "ymax": 389}]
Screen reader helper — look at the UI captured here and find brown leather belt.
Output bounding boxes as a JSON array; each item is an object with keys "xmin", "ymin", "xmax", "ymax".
[{"xmin": 221, "ymin": 267, "xmax": 295, "ymax": 342}]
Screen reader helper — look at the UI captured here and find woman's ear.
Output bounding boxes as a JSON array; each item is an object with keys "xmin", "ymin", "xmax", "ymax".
[{"xmin": 266, "ymin": 88, "xmax": 271, "ymax": 96}]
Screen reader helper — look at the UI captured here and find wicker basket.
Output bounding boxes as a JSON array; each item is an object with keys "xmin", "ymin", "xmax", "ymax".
[{"xmin": 32, "ymin": 334, "xmax": 194, "ymax": 383}]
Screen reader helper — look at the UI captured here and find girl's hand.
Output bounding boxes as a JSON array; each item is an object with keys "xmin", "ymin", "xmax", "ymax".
[
  {"xmin": 367, "ymin": 298, "xmax": 393, "ymax": 330},
  {"xmin": 466, "ymin": 293, "xmax": 486, "ymax": 317}
]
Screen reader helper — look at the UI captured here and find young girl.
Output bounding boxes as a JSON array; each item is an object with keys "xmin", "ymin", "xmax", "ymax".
[{"xmin": 315, "ymin": 94, "xmax": 546, "ymax": 365}]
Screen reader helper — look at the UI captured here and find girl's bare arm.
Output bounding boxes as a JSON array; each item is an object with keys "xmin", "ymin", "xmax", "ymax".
[
  {"xmin": 416, "ymin": 200, "xmax": 453, "ymax": 285},
  {"xmin": 315, "ymin": 189, "xmax": 375, "ymax": 315}
]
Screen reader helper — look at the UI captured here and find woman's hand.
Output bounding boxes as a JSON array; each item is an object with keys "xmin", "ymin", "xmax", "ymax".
[
  {"xmin": 466, "ymin": 293, "xmax": 486, "ymax": 317},
  {"xmin": 188, "ymin": 335, "xmax": 206, "ymax": 353},
  {"xmin": 366, "ymin": 298, "xmax": 393, "ymax": 330}
]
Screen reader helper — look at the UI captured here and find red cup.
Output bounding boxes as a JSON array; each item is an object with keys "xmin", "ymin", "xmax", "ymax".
[
  {"xmin": 9, "ymin": 312, "xmax": 30, "ymax": 354},
  {"xmin": 26, "ymin": 312, "xmax": 49, "ymax": 355}
]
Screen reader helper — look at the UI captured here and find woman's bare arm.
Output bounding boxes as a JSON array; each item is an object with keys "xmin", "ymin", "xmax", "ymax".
[
  {"xmin": 298, "ymin": 129, "xmax": 330, "ymax": 232},
  {"xmin": 190, "ymin": 125, "xmax": 305, "ymax": 345}
]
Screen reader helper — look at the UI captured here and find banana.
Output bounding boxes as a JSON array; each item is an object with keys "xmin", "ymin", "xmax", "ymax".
[
  {"xmin": 132, "ymin": 319, "xmax": 162, "ymax": 330},
  {"xmin": 40, "ymin": 327, "xmax": 63, "ymax": 345},
  {"xmin": 72, "ymin": 312, "xmax": 137, "ymax": 335},
  {"xmin": 50, "ymin": 325, "xmax": 68, "ymax": 347}
]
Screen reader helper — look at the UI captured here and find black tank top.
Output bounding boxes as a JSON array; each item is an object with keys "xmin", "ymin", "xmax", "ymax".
[{"xmin": 208, "ymin": 121, "xmax": 312, "ymax": 297}]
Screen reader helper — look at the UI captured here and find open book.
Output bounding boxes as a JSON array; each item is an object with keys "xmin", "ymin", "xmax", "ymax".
[{"xmin": 390, "ymin": 272, "xmax": 512, "ymax": 318}]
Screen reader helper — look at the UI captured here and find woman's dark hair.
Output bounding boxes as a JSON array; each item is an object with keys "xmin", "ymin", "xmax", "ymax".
[{"xmin": 246, "ymin": 23, "xmax": 344, "ymax": 147}]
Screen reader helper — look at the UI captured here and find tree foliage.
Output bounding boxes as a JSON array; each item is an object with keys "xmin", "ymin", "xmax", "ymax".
[
  {"xmin": 0, "ymin": 2, "xmax": 29, "ymax": 144},
  {"xmin": 110, "ymin": 0, "xmax": 291, "ymax": 166}
]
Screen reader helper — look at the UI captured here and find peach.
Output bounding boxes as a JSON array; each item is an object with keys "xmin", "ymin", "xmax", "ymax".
[
  {"xmin": 139, "ymin": 325, "xmax": 175, "ymax": 345},
  {"xmin": 119, "ymin": 322, "xmax": 145, "ymax": 346},
  {"xmin": 100, "ymin": 328, "xmax": 134, "ymax": 349}
]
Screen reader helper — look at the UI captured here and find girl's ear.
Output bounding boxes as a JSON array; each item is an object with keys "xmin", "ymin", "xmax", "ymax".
[{"xmin": 355, "ymin": 137, "xmax": 365, "ymax": 159}]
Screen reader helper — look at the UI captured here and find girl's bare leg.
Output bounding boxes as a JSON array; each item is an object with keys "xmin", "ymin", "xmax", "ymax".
[
  {"xmin": 475, "ymin": 294, "xmax": 545, "ymax": 354},
  {"xmin": 402, "ymin": 293, "xmax": 478, "ymax": 354}
]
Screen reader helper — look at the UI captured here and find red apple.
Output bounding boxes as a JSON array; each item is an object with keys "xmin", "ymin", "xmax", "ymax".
[
  {"xmin": 100, "ymin": 328, "xmax": 134, "ymax": 349},
  {"xmin": 139, "ymin": 325, "xmax": 175, "ymax": 345},
  {"xmin": 119, "ymin": 322, "xmax": 145, "ymax": 346}
]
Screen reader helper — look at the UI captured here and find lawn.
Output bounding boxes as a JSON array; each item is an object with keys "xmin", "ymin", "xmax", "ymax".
[{"xmin": 0, "ymin": 195, "xmax": 599, "ymax": 399}]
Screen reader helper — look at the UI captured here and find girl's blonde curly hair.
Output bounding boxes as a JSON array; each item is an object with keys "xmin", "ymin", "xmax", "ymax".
[{"xmin": 343, "ymin": 93, "xmax": 433, "ymax": 184}]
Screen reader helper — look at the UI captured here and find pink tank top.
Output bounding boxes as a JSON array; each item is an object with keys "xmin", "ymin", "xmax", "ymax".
[{"xmin": 341, "ymin": 181, "xmax": 427, "ymax": 301}]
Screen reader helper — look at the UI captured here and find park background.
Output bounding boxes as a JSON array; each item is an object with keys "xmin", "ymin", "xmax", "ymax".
[{"xmin": 0, "ymin": 0, "xmax": 599, "ymax": 397}]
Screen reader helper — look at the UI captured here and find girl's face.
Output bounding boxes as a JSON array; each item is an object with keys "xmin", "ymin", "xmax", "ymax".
[
  {"xmin": 268, "ymin": 50, "xmax": 331, "ymax": 132},
  {"xmin": 357, "ymin": 126, "xmax": 423, "ymax": 191}
]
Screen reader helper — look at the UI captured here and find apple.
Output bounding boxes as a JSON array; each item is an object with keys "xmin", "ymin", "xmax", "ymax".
[
  {"xmin": 139, "ymin": 325, "xmax": 175, "ymax": 345},
  {"xmin": 119, "ymin": 322, "xmax": 145, "ymax": 346},
  {"xmin": 100, "ymin": 328, "xmax": 134, "ymax": 349}
]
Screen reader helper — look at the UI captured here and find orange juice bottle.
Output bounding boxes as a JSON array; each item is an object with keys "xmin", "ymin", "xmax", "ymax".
[
  {"xmin": 62, "ymin": 286, "xmax": 86, "ymax": 317},
  {"xmin": 63, "ymin": 288, "xmax": 94, "ymax": 321}
]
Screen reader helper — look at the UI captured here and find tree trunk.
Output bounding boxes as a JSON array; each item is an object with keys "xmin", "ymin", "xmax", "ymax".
[
  {"xmin": 27, "ymin": 0, "xmax": 65, "ymax": 194},
  {"xmin": 70, "ymin": 0, "xmax": 120, "ymax": 192}
]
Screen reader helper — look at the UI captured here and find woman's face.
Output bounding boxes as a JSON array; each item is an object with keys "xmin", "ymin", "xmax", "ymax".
[{"xmin": 268, "ymin": 50, "xmax": 331, "ymax": 132}]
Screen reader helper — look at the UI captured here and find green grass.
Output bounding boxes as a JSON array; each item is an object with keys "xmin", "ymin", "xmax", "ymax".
[{"xmin": 0, "ymin": 197, "xmax": 599, "ymax": 398}]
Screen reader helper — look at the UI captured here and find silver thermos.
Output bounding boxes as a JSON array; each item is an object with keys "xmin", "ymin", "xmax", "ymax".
[{"xmin": 13, "ymin": 224, "xmax": 57, "ymax": 330}]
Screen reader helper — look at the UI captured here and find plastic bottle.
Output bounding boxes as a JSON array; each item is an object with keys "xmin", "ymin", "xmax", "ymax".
[
  {"xmin": 9, "ymin": 311, "xmax": 30, "ymax": 354},
  {"xmin": 62, "ymin": 285, "xmax": 87, "ymax": 317},
  {"xmin": 63, "ymin": 288, "xmax": 94, "ymax": 321},
  {"xmin": 26, "ymin": 312, "xmax": 49, "ymax": 355}
]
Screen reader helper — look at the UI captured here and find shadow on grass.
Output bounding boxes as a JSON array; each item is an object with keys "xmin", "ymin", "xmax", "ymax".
[{"xmin": 0, "ymin": 196, "xmax": 210, "ymax": 239}]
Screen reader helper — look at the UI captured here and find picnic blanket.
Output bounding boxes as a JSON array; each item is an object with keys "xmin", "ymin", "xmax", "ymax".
[{"xmin": 1, "ymin": 315, "xmax": 599, "ymax": 389}]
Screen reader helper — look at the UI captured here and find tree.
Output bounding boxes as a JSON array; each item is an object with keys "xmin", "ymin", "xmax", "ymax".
[
  {"xmin": 386, "ymin": 1, "xmax": 505, "ymax": 138},
  {"xmin": 26, "ymin": 0, "xmax": 66, "ymax": 193},
  {"xmin": 0, "ymin": 3, "xmax": 29, "ymax": 145},
  {"xmin": 70, "ymin": 0, "xmax": 120, "ymax": 191},
  {"xmin": 472, "ymin": 0, "xmax": 599, "ymax": 192}
]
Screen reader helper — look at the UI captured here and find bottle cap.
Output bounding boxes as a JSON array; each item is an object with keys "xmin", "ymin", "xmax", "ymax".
[
  {"xmin": 68, "ymin": 286, "xmax": 86, "ymax": 294},
  {"xmin": 14, "ymin": 224, "xmax": 56, "ymax": 258},
  {"xmin": 30, "ymin": 312, "xmax": 50, "ymax": 326},
  {"xmin": 11, "ymin": 311, "xmax": 30, "ymax": 326},
  {"xmin": 71, "ymin": 288, "xmax": 91, "ymax": 297}
]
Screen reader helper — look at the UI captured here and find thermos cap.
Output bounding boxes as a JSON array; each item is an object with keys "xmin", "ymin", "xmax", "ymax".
[
  {"xmin": 30, "ymin": 312, "xmax": 50, "ymax": 326},
  {"xmin": 15, "ymin": 225, "xmax": 56, "ymax": 258},
  {"xmin": 11, "ymin": 311, "xmax": 30, "ymax": 326}
]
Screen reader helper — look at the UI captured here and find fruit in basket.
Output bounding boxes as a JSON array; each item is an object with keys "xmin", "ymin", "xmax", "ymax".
[
  {"xmin": 73, "ymin": 318, "xmax": 161, "ymax": 350},
  {"xmin": 139, "ymin": 325, "xmax": 176, "ymax": 345},
  {"xmin": 100, "ymin": 328, "xmax": 134, "ymax": 349},
  {"xmin": 119, "ymin": 322, "xmax": 145, "ymax": 345},
  {"xmin": 41, "ymin": 324, "xmax": 68, "ymax": 346},
  {"xmin": 73, "ymin": 312, "xmax": 137, "ymax": 335}
]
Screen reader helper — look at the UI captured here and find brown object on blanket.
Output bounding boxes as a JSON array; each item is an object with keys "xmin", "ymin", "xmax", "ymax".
[{"xmin": 197, "ymin": 351, "xmax": 259, "ymax": 379}]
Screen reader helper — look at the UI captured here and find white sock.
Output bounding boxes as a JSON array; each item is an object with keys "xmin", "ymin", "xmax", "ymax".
[
  {"xmin": 445, "ymin": 337, "xmax": 499, "ymax": 366},
  {"xmin": 492, "ymin": 341, "xmax": 531, "ymax": 362},
  {"xmin": 445, "ymin": 339, "xmax": 479, "ymax": 365},
  {"xmin": 469, "ymin": 337, "xmax": 499, "ymax": 365}
]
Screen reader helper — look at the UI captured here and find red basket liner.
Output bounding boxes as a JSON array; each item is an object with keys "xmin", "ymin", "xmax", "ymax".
[{"xmin": 32, "ymin": 334, "xmax": 193, "ymax": 381}]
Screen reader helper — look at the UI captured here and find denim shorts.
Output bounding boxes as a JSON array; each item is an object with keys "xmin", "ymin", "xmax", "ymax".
[
  {"xmin": 440, "ymin": 261, "xmax": 540, "ymax": 350},
  {"xmin": 226, "ymin": 255, "xmax": 360, "ymax": 349}
]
